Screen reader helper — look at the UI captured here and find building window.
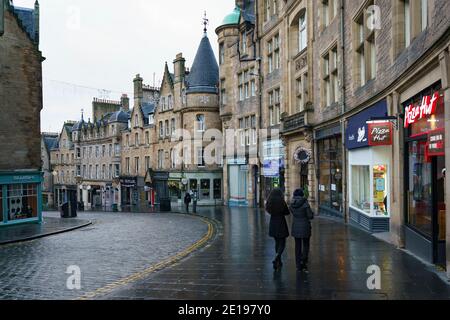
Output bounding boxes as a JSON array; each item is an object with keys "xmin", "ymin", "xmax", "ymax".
[
  {"xmin": 165, "ymin": 120, "xmax": 169, "ymax": 137},
  {"xmin": 114, "ymin": 143, "xmax": 120, "ymax": 156},
  {"xmin": 196, "ymin": 147, "xmax": 205, "ymax": 167},
  {"xmin": 296, "ymin": 73, "xmax": 308, "ymax": 113},
  {"xmin": 82, "ymin": 165, "xmax": 86, "ymax": 178},
  {"xmin": 299, "ymin": 12, "xmax": 307, "ymax": 52},
  {"xmin": 213, "ymin": 179, "xmax": 222, "ymax": 199},
  {"xmin": 196, "ymin": 114, "xmax": 205, "ymax": 132},
  {"xmin": 200, "ymin": 179, "xmax": 211, "ymax": 200},
  {"xmin": 354, "ymin": 3, "xmax": 375, "ymax": 87},
  {"xmin": 114, "ymin": 164, "xmax": 120, "ymax": 177},
  {"xmin": 239, "ymin": 115, "xmax": 257, "ymax": 147},
  {"xmin": 158, "ymin": 150, "xmax": 164, "ymax": 169},
  {"xmin": 126, "ymin": 158, "xmax": 130, "ymax": 174},
  {"xmin": 322, "ymin": 0, "xmax": 338, "ymax": 29},
  {"xmin": 109, "ymin": 144, "xmax": 112, "ymax": 157},
  {"xmin": 351, "ymin": 165, "xmax": 371, "ymax": 214},
  {"xmin": 109, "ymin": 164, "xmax": 112, "ymax": 179},
  {"xmin": 135, "ymin": 157, "xmax": 139, "ymax": 175},
  {"xmin": 268, "ymin": 89, "xmax": 281, "ymax": 126},
  {"xmin": 148, "ymin": 114, "xmax": 154, "ymax": 125},
  {"xmin": 159, "ymin": 121, "xmax": 164, "ymax": 138},
  {"xmin": 6, "ymin": 184, "xmax": 38, "ymax": 221},
  {"xmin": 95, "ymin": 165, "xmax": 99, "ymax": 179},
  {"xmin": 126, "ymin": 135, "xmax": 130, "ymax": 147},
  {"xmin": 76, "ymin": 148, "xmax": 81, "ymax": 158},
  {"xmin": 265, "ymin": 0, "xmax": 271, "ymax": 21},
  {"xmin": 134, "ymin": 114, "xmax": 139, "ymax": 127},
  {"xmin": 219, "ymin": 43, "xmax": 225, "ymax": 65},
  {"xmin": 76, "ymin": 165, "xmax": 81, "ymax": 177},
  {"xmin": 145, "ymin": 156, "xmax": 150, "ymax": 170},
  {"xmin": 322, "ymin": 46, "xmax": 338, "ymax": 108},
  {"xmin": 250, "ymin": 69, "xmax": 257, "ymax": 97},
  {"xmin": 102, "ymin": 145, "xmax": 105, "ymax": 157},
  {"xmin": 241, "ymin": 31, "xmax": 248, "ymax": 55},
  {"xmin": 238, "ymin": 73, "xmax": 244, "ymax": 101},
  {"xmin": 89, "ymin": 165, "xmax": 92, "ymax": 179},
  {"xmin": 267, "ymin": 35, "xmax": 280, "ymax": 74},
  {"xmin": 145, "ymin": 131, "xmax": 150, "ymax": 145},
  {"xmin": 135, "ymin": 133, "xmax": 139, "ymax": 146},
  {"xmin": 102, "ymin": 165, "xmax": 106, "ymax": 180},
  {"xmin": 171, "ymin": 118, "xmax": 176, "ymax": 136},
  {"xmin": 170, "ymin": 149, "xmax": 176, "ymax": 169},
  {"xmin": 220, "ymin": 79, "xmax": 227, "ymax": 105}
]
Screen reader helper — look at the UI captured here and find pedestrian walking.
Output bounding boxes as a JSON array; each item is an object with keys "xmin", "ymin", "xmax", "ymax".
[
  {"xmin": 290, "ymin": 189, "xmax": 314, "ymax": 272},
  {"xmin": 265, "ymin": 188, "xmax": 290, "ymax": 270},
  {"xmin": 184, "ymin": 192, "xmax": 192, "ymax": 213}
]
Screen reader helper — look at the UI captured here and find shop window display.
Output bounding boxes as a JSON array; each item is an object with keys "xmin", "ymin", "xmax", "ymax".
[
  {"xmin": 351, "ymin": 165, "xmax": 371, "ymax": 214},
  {"xmin": 200, "ymin": 179, "xmax": 210, "ymax": 200},
  {"xmin": 7, "ymin": 184, "xmax": 38, "ymax": 221},
  {"xmin": 407, "ymin": 140, "xmax": 433, "ymax": 237},
  {"xmin": 373, "ymin": 165, "xmax": 388, "ymax": 216},
  {"xmin": 213, "ymin": 179, "xmax": 222, "ymax": 200}
]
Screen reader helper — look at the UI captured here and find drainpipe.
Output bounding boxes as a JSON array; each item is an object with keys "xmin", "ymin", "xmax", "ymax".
[
  {"xmin": 256, "ymin": 0, "xmax": 263, "ymax": 208},
  {"xmin": 339, "ymin": 0, "xmax": 348, "ymax": 223}
]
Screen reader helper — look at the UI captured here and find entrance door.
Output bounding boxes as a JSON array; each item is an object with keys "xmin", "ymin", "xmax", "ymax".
[{"xmin": 434, "ymin": 156, "xmax": 446, "ymax": 266}]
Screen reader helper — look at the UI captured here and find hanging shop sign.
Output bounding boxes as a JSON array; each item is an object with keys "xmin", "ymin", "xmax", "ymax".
[
  {"xmin": 404, "ymin": 92, "xmax": 440, "ymax": 128},
  {"xmin": 293, "ymin": 147, "xmax": 312, "ymax": 164},
  {"xmin": 427, "ymin": 129, "xmax": 445, "ymax": 157},
  {"xmin": 368, "ymin": 121, "xmax": 393, "ymax": 146},
  {"xmin": 346, "ymin": 100, "xmax": 388, "ymax": 150}
]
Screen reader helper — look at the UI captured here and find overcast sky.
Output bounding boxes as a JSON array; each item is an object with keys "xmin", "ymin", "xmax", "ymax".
[{"xmin": 13, "ymin": 0, "xmax": 232, "ymax": 133}]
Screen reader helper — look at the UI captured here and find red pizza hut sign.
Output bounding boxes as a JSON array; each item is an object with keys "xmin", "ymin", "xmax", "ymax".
[
  {"xmin": 368, "ymin": 122, "xmax": 393, "ymax": 146},
  {"xmin": 404, "ymin": 92, "xmax": 440, "ymax": 128}
]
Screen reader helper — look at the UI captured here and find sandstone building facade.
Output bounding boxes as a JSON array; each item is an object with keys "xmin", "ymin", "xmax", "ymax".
[{"xmin": 0, "ymin": 0, "xmax": 43, "ymax": 226}]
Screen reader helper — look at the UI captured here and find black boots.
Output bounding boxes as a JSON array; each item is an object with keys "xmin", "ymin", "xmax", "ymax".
[{"xmin": 273, "ymin": 255, "xmax": 283, "ymax": 270}]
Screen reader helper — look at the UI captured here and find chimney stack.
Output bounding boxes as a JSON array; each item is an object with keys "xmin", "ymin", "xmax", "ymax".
[
  {"xmin": 34, "ymin": 1, "xmax": 40, "ymax": 45},
  {"xmin": 173, "ymin": 53, "xmax": 186, "ymax": 84},
  {"xmin": 121, "ymin": 94, "xmax": 130, "ymax": 111},
  {"xmin": 133, "ymin": 74, "xmax": 143, "ymax": 107}
]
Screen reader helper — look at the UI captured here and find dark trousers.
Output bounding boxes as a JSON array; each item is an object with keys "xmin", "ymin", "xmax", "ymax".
[
  {"xmin": 295, "ymin": 237, "xmax": 310, "ymax": 267},
  {"xmin": 274, "ymin": 238, "xmax": 286, "ymax": 258},
  {"xmin": 185, "ymin": 203, "xmax": 189, "ymax": 213}
]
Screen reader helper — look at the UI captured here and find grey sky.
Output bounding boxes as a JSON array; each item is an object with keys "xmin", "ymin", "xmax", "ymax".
[{"xmin": 13, "ymin": 0, "xmax": 232, "ymax": 133}]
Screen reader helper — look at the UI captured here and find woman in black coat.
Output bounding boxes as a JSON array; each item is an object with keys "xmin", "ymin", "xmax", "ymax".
[
  {"xmin": 265, "ymin": 188, "xmax": 290, "ymax": 270},
  {"xmin": 290, "ymin": 189, "xmax": 314, "ymax": 272}
]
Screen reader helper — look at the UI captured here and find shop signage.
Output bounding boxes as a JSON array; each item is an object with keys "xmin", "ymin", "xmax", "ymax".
[
  {"xmin": 120, "ymin": 177, "xmax": 137, "ymax": 188},
  {"xmin": 346, "ymin": 100, "xmax": 388, "ymax": 150},
  {"xmin": 404, "ymin": 92, "xmax": 440, "ymax": 128},
  {"xmin": 428, "ymin": 129, "xmax": 445, "ymax": 156},
  {"xmin": 263, "ymin": 159, "xmax": 281, "ymax": 177},
  {"xmin": 368, "ymin": 121, "xmax": 393, "ymax": 146}
]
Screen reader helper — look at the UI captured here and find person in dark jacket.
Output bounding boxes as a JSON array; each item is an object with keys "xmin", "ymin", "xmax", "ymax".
[
  {"xmin": 184, "ymin": 192, "xmax": 192, "ymax": 213},
  {"xmin": 265, "ymin": 188, "xmax": 290, "ymax": 270},
  {"xmin": 290, "ymin": 189, "xmax": 314, "ymax": 272}
]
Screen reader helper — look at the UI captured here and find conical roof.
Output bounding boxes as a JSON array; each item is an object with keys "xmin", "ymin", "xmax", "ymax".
[{"xmin": 186, "ymin": 34, "xmax": 219, "ymax": 94}]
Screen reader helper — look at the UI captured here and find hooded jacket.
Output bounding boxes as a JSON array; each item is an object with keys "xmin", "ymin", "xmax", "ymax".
[{"xmin": 290, "ymin": 196, "xmax": 314, "ymax": 238}]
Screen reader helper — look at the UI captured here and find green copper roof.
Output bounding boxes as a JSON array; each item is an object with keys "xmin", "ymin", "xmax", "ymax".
[{"xmin": 221, "ymin": 6, "xmax": 240, "ymax": 27}]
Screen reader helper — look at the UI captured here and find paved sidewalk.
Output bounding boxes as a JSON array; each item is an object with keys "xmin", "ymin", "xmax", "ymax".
[
  {"xmin": 99, "ymin": 207, "xmax": 450, "ymax": 300},
  {"xmin": 0, "ymin": 215, "xmax": 92, "ymax": 245}
]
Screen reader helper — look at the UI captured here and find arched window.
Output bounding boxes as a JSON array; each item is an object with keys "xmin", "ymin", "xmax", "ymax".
[
  {"xmin": 299, "ymin": 11, "xmax": 307, "ymax": 52},
  {"xmin": 196, "ymin": 114, "xmax": 205, "ymax": 132},
  {"xmin": 135, "ymin": 133, "xmax": 139, "ymax": 146},
  {"xmin": 135, "ymin": 114, "xmax": 139, "ymax": 127}
]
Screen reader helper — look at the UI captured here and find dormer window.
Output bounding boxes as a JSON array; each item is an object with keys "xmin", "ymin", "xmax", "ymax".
[
  {"xmin": 148, "ymin": 114, "xmax": 154, "ymax": 125},
  {"xmin": 135, "ymin": 114, "xmax": 139, "ymax": 127}
]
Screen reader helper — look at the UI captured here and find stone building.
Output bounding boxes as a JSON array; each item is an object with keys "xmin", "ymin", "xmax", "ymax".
[
  {"xmin": 0, "ymin": 0, "xmax": 43, "ymax": 226},
  {"xmin": 72, "ymin": 96, "xmax": 130, "ymax": 210},
  {"xmin": 41, "ymin": 132, "xmax": 58, "ymax": 209},
  {"xmin": 120, "ymin": 75, "xmax": 159, "ymax": 210},
  {"xmin": 49, "ymin": 122, "xmax": 77, "ymax": 207},
  {"xmin": 121, "ymin": 27, "xmax": 223, "ymax": 208},
  {"xmin": 216, "ymin": 0, "xmax": 261, "ymax": 207}
]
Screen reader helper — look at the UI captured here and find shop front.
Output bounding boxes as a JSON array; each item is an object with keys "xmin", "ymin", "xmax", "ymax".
[
  {"xmin": 0, "ymin": 171, "xmax": 43, "ymax": 226},
  {"xmin": 120, "ymin": 176, "xmax": 138, "ymax": 208},
  {"xmin": 227, "ymin": 158, "xmax": 248, "ymax": 207},
  {"xmin": 262, "ymin": 139, "xmax": 285, "ymax": 201},
  {"xmin": 185, "ymin": 171, "xmax": 223, "ymax": 206},
  {"xmin": 315, "ymin": 124, "xmax": 343, "ymax": 218},
  {"xmin": 346, "ymin": 100, "xmax": 392, "ymax": 233},
  {"xmin": 403, "ymin": 83, "xmax": 446, "ymax": 265}
]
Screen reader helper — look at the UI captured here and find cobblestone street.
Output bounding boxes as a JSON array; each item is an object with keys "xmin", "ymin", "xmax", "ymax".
[
  {"xmin": 100, "ymin": 207, "xmax": 450, "ymax": 300},
  {"xmin": 0, "ymin": 211, "xmax": 209, "ymax": 300}
]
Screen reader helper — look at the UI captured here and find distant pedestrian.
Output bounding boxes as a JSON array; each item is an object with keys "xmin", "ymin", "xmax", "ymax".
[
  {"xmin": 290, "ymin": 189, "xmax": 314, "ymax": 272},
  {"xmin": 184, "ymin": 192, "xmax": 192, "ymax": 213},
  {"xmin": 265, "ymin": 188, "xmax": 290, "ymax": 270}
]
